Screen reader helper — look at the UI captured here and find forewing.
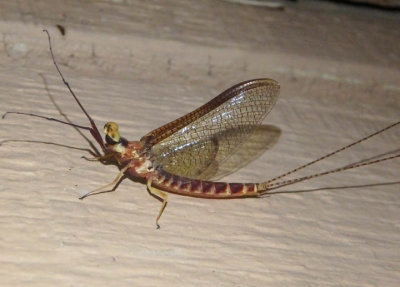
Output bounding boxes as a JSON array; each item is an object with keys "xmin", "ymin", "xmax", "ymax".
[{"xmin": 150, "ymin": 79, "xmax": 280, "ymax": 179}]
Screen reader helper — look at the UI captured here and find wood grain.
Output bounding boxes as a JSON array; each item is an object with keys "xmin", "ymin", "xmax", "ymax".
[{"xmin": 0, "ymin": 1, "xmax": 399, "ymax": 286}]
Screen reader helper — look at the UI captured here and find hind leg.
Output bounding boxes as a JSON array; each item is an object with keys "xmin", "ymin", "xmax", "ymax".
[{"xmin": 147, "ymin": 178, "xmax": 168, "ymax": 229}]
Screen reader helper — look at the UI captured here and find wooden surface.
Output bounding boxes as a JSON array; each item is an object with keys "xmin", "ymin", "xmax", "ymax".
[{"xmin": 1, "ymin": 0, "xmax": 399, "ymax": 286}]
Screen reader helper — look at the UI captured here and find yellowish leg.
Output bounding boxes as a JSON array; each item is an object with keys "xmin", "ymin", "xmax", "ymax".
[
  {"xmin": 79, "ymin": 165, "xmax": 130, "ymax": 199},
  {"xmin": 147, "ymin": 178, "xmax": 168, "ymax": 229}
]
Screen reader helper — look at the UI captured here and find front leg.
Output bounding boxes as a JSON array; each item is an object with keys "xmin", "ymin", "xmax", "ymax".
[
  {"xmin": 79, "ymin": 164, "xmax": 130, "ymax": 199},
  {"xmin": 147, "ymin": 178, "xmax": 168, "ymax": 229}
]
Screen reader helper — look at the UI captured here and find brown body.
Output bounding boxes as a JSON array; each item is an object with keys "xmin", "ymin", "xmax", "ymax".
[
  {"xmin": 111, "ymin": 139, "xmax": 258, "ymax": 199},
  {"xmin": 150, "ymin": 168, "xmax": 258, "ymax": 199}
]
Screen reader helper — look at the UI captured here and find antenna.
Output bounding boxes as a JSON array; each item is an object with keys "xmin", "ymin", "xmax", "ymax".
[{"xmin": 42, "ymin": 29, "xmax": 105, "ymax": 151}]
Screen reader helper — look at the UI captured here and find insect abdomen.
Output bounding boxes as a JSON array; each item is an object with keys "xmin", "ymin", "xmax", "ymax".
[{"xmin": 151, "ymin": 169, "xmax": 258, "ymax": 198}]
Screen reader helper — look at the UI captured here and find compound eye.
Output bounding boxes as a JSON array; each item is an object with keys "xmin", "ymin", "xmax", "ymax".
[{"xmin": 104, "ymin": 122, "xmax": 120, "ymax": 144}]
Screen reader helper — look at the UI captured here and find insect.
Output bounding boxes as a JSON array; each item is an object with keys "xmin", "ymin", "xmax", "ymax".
[{"xmin": 3, "ymin": 30, "xmax": 400, "ymax": 228}]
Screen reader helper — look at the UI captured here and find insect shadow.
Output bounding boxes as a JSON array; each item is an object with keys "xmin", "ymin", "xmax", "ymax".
[
  {"xmin": 1, "ymin": 73, "xmax": 283, "ymax": 197},
  {"xmin": 2, "ymin": 73, "xmax": 398, "ymax": 199}
]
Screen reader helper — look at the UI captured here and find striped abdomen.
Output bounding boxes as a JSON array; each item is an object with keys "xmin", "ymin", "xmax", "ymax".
[{"xmin": 150, "ymin": 168, "xmax": 259, "ymax": 198}]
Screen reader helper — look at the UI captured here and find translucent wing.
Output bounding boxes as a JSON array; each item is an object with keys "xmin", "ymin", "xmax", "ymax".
[
  {"xmin": 196, "ymin": 124, "xmax": 281, "ymax": 180},
  {"xmin": 152, "ymin": 135, "xmax": 220, "ymax": 179},
  {"xmin": 148, "ymin": 79, "xmax": 280, "ymax": 179}
]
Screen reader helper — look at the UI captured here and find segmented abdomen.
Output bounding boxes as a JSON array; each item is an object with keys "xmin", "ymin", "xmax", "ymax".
[{"xmin": 151, "ymin": 168, "xmax": 258, "ymax": 198}]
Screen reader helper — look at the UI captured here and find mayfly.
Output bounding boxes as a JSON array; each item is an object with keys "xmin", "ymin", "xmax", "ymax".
[{"xmin": 3, "ymin": 30, "xmax": 400, "ymax": 228}]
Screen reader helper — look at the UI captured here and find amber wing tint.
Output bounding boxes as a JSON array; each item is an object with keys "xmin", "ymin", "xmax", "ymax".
[{"xmin": 150, "ymin": 79, "xmax": 280, "ymax": 179}]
